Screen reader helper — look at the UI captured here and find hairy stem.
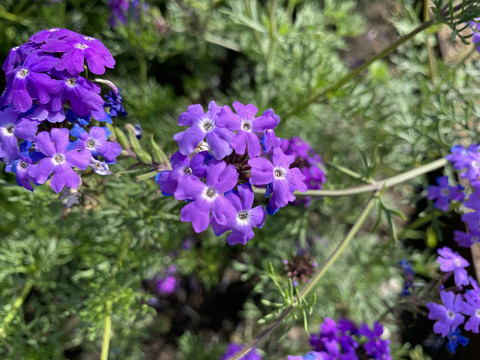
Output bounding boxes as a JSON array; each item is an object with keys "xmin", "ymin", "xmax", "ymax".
[
  {"xmin": 253, "ymin": 158, "xmax": 448, "ymax": 198},
  {"xmin": 227, "ymin": 195, "xmax": 377, "ymax": 360}
]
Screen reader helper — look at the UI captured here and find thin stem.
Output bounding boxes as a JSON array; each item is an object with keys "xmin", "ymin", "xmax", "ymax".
[
  {"xmin": 100, "ymin": 300, "xmax": 113, "ymax": 360},
  {"xmin": 0, "ymin": 279, "xmax": 33, "ymax": 339},
  {"xmin": 282, "ymin": 19, "xmax": 437, "ymax": 121},
  {"xmin": 424, "ymin": 0, "xmax": 437, "ymax": 78},
  {"xmin": 253, "ymin": 158, "xmax": 448, "ymax": 197},
  {"xmin": 227, "ymin": 195, "xmax": 377, "ymax": 360}
]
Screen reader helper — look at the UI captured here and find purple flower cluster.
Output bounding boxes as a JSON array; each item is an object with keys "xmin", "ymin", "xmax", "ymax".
[
  {"xmin": 156, "ymin": 101, "xmax": 308, "ymax": 245},
  {"xmin": 426, "ymin": 176, "xmax": 464, "ymax": 211},
  {"xmin": 288, "ymin": 318, "xmax": 391, "ymax": 360},
  {"xmin": 425, "ymin": 247, "xmax": 480, "ymax": 353},
  {"xmin": 220, "ymin": 343, "xmax": 261, "ymax": 360},
  {"xmin": 1, "ymin": 29, "xmax": 122, "ymax": 193}
]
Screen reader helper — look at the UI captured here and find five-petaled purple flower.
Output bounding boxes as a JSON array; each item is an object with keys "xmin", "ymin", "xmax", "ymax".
[
  {"xmin": 173, "ymin": 101, "xmax": 235, "ymax": 160},
  {"xmin": 211, "ymin": 183, "xmax": 267, "ymax": 245},
  {"xmin": 427, "ymin": 176, "xmax": 464, "ymax": 211},
  {"xmin": 437, "ymin": 247, "xmax": 469, "ymax": 287},
  {"xmin": 71, "ymin": 124, "xmax": 122, "ymax": 163},
  {"xmin": 427, "ymin": 290, "xmax": 465, "ymax": 337},
  {"xmin": 29, "ymin": 128, "xmax": 91, "ymax": 193}
]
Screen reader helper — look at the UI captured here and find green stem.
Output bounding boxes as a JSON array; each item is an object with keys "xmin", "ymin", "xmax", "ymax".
[
  {"xmin": 227, "ymin": 195, "xmax": 377, "ymax": 360},
  {"xmin": 253, "ymin": 158, "xmax": 448, "ymax": 198},
  {"xmin": 282, "ymin": 19, "xmax": 437, "ymax": 120},
  {"xmin": 100, "ymin": 300, "xmax": 113, "ymax": 360},
  {"xmin": 0, "ymin": 279, "xmax": 33, "ymax": 338}
]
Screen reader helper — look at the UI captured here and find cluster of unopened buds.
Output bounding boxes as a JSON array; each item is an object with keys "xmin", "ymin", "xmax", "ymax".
[
  {"xmin": 156, "ymin": 101, "xmax": 313, "ymax": 245},
  {"xmin": 0, "ymin": 28, "xmax": 125, "ymax": 193}
]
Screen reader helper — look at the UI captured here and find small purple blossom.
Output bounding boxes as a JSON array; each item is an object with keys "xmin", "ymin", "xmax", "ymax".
[
  {"xmin": 173, "ymin": 101, "xmax": 235, "ymax": 160},
  {"xmin": 217, "ymin": 102, "xmax": 280, "ymax": 158},
  {"xmin": 447, "ymin": 328, "xmax": 469, "ymax": 354},
  {"xmin": 104, "ymin": 88, "xmax": 127, "ymax": 117},
  {"xmin": 454, "ymin": 230, "xmax": 480, "ymax": 248},
  {"xmin": 427, "ymin": 290, "xmax": 466, "ymax": 337},
  {"xmin": 211, "ymin": 183, "xmax": 266, "ymax": 245},
  {"xmin": 156, "ymin": 275, "xmax": 176, "ymax": 295},
  {"xmin": 358, "ymin": 321, "xmax": 391, "ymax": 360},
  {"xmin": 71, "ymin": 124, "xmax": 122, "ymax": 163},
  {"xmin": 437, "ymin": 247, "xmax": 470, "ymax": 287},
  {"xmin": 426, "ymin": 176, "xmax": 464, "ymax": 211},
  {"xmin": 446, "ymin": 144, "xmax": 480, "ymax": 185},
  {"xmin": 248, "ymin": 147, "xmax": 307, "ymax": 213},
  {"xmin": 0, "ymin": 106, "xmax": 38, "ymax": 159},
  {"xmin": 29, "ymin": 128, "xmax": 91, "ymax": 193}
]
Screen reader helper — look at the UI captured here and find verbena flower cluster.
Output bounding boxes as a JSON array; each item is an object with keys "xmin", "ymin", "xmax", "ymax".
[
  {"xmin": 156, "ymin": 101, "xmax": 309, "ymax": 245},
  {"xmin": 425, "ymin": 144, "xmax": 480, "ymax": 247},
  {"xmin": 287, "ymin": 318, "xmax": 391, "ymax": 360},
  {"xmin": 0, "ymin": 28, "xmax": 124, "ymax": 193},
  {"xmin": 426, "ymin": 247, "xmax": 477, "ymax": 354}
]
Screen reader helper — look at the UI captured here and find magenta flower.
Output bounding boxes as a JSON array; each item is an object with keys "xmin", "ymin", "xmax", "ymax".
[
  {"xmin": 248, "ymin": 147, "xmax": 307, "ymax": 212},
  {"xmin": 211, "ymin": 183, "xmax": 267, "ymax": 245},
  {"xmin": 29, "ymin": 128, "xmax": 91, "ymax": 193},
  {"xmin": 175, "ymin": 160, "xmax": 238, "ymax": 232},
  {"xmin": 427, "ymin": 291, "xmax": 465, "ymax": 337},
  {"xmin": 173, "ymin": 101, "xmax": 235, "ymax": 160},
  {"xmin": 41, "ymin": 33, "xmax": 115, "ymax": 75},
  {"xmin": 437, "ymin": 247, "xmax": 470, "ymax": 287},
  {"xmin": 217, "ymin": 102, "xmax": 280, "ymax": 158}
]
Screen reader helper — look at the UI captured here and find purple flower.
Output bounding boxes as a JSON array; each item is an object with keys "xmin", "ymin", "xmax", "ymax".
[
  {"xmin": 447, "ymin": 328, "xmax": 469, "ymax": 354},
  {"xmin": 426, "ymin": 176, "xmax": 464, "ymax": 211},
  {"xmin": 0, "ymin": 106, "xmax": 38, "ymax": 159},
  {"xmin": 156, "ymin": 275, "xmax": 176, "ymax": 295},
  {"xmin": 461, "ymin": 190, "xmax": 480, "ymax": 231},
  {"xmin": 155, "ymin": 151, "xmax": 209, "ymax": 196},
  {"xmin": 287, "ymin": 353, "xmax": 328, "ymax": 360},
  {"xmin": 211, "ymin": 183, "xmax": 267, "ymax": 245},
  {"xmin": 173, "ymin": 101, "xmax": 235, "ymax": 160},
  {"xmin": 358, "ymin": 322, "xmax": 391, "ymax": 360},
  {"xmin": 446, "ymin": 144, "xmax": 480, "ymax": 185},
  {"xmin": 220, "ymin": 343, "xmax": 262, "ymax": 360},
  {"xmin": 437, "ymin": 247, "xmax": 470, "ymax": 287},
  {"xmin": 248, "ymin": 147, "xmax": 307, "ymax": 212},
  {"xmin": 29, "ymin": 128, "xmax": 91, "ymax": 193},
  {"xmin": 261, "ymin": 129, "xmax": 280, "ymax": 152},
  {"xmin": 427, "ymin": 290, "xmax": 465, "ymax": 337},
  {"xmin": 29, "ymin": 28, "xmax": 76, "ymax": 44},
  {"xmin": 89, "ymin": 158, "xmax": 112, "ymax": 175},
  {"xmin": 217, "ymin": 102, "xmax": 280, "ymax": 158},
  {"xmin": 71, "ymin": 124, "xmax": 122, "ymax": 163},
  {"xmin": 108, "ymin": 0, "xmax": 130, "ymax": 26},
  {"xmin": 5, "ymin": 50, "xmax": 60, "ymax": 112},
  {"xmin": 175, "ymin": 160, "xmax": 238, "ymax": 233},
  {"xmin": 6, "ymin": 142, "xmax": 45, "ymax": 191},
  {"xmin": 41, "ymin": 33, "xmax": 115, "ymax": 75},
  {"xmin": 104, "ymin": 89, "xmax": 127, "ymax": 117},
  {"xmin": 454, "ymin": 230, "xmax": 480, "ymax": 248}
]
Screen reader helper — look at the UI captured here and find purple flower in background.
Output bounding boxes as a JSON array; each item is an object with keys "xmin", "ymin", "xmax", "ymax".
[
  {"xmin": 447, "ymin": 328, "xmax": 469, "ymax": 354},
  {"xmin": 461, "ymin": 190, "xmax": 480, "ymax": 231},
  {"xmin": 220, "ymin": 343, "xmax": 262, "ymax": 360},
  {"xmin": 0, "ymin": 106, "xmax": 38, "ymax": 159},
  {"xmin": 427, "ymin": 176, "xmax": 464, "ymax": 211},
  {"xmin": 261, "ymin": 128, "xmax": 281, "ymax": 152},
  {"xmin": 358, "ymin": 322, "xmax": 391, "ymax": 360},
  {"xmin": 155, "ymin": 151, "xmax": 209, "ymax": 196},
  {"xmin": 104, "ymin": 89, "xmax": 127, "ymax": 117},
  {"xmin": 71, "ymin": 124, "xmax": 122, "ymax": 163},
  {"xmin": 437, "ymin": 247, "xmax": 469, "ymax": 287},
  {"xmin": 5, "ymin": 50, "xmax": 60, "ymax": 112},
  {"xmin": 217, "ymin": 102, "xmax": 280, "ymax": 158},
  {"xmin": 175, "ymin": 160, "xmax": 238, "ymax": 233},
  {"xmin": 427, "ymin": 291, "xmax": 465, "ymax": 337},
  {"xmin": 249, "ymin": 147, "xmax": 307, "ymax": 212},
  {"xmin": 29, "ymin": 128, "xmax": 91, "ymax": 193},
  {"xmin": 173, "ymin": 101, "xmax": 235, "ymax": 160},
  {"xmin": 446, "ymin": 144, "xmax": 480, "ymax": 185},
  {"xmin": 156, "ymin": 275, "xmax": 176, "ymax": 295},
  {"xmin": 41, "ymin": 33, "xmax": 115, "ymax": 75},
  {"xmin": 108, "ymin": 0, "xmax": 130, "ymax": 26},
  {"xmin": 454, "ymin": 230, "xmax": 480, "ymax": 248},
  {"xmin": 211, "ymin": 183, "xmax": 267, "ymax": 245},
  {"xmin": 470, "ymin": 19, "xmax": 480, "ymax": 51}
]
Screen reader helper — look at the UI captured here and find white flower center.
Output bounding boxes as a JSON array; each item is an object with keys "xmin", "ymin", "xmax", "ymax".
[
  {"xmin": 447, "ymin": 310, "xmax": 455, "ymax": 319},
  {"xmin": 3, "ymin": 124, "xmax": 15, "ymax": 135},
  {"xmin": 241, "ymin": 120, "xmax": 252, "ymax": 132},
  {"xmin": 18, "ymin": 68, "xmax": 29, "ymax": 78},
  {"xmin": 66, "ymin": 78, "xmax": 77, "ymax": 87},
  {"xmin": 202, "ymin": 186, "xmax": 217, "ymax": 202},
  {"xmin": 87, "ymin": 139, "xmax": 96, "ymax": 148},
  {"xmin": 183, "ymin": 166, "xmax": 192, "ymax": 175},
  {"xmin": 48, "ymin": 28, "xmax": 59, "ymax": 32},
  {"xmin": 454, "ymin": 259, "xmax": 461, "ymax": 267},
  {"xmin": 441, "ymin": 188, "xmax": 450, "ymax": 196},
  {"xmin": 273, "ymin": 167, "xmax": 286, "ymax": 180},
  {"xmin": 75, "ymin": 43, "xmax": 89, "ymax": 50},
  {"xmin": 476, "ymin": 309, "xmax": 480, "ymax": 317},
  {"xmin": 20, "ymin": 161, "xmax": 28, "ymax": 169},
  {"xmin": 200, "ymin": 118, "xmax": 215, "ymax": 133},
  {"xmin": 236, "ymin": 210, "xmax": 250, "ymax": 225},
  {"xmin": 83, "ymin": 36, "xmax": 94, "ymax": 41}
]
